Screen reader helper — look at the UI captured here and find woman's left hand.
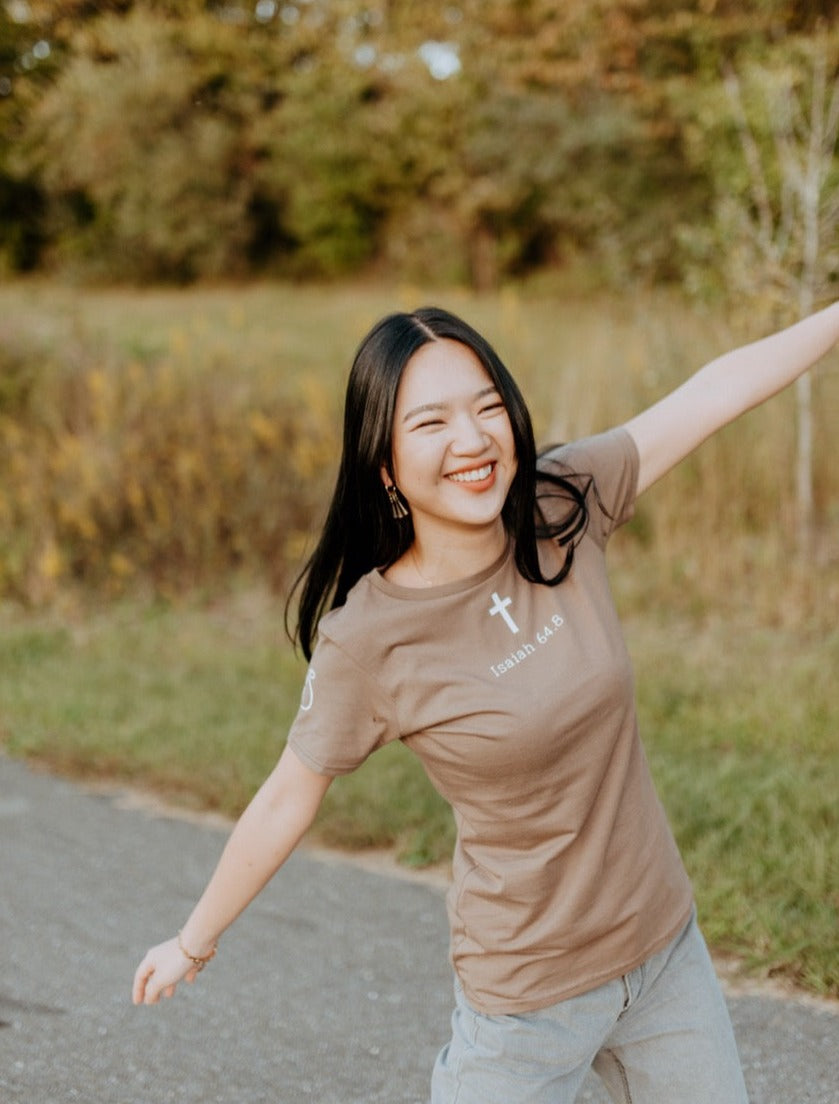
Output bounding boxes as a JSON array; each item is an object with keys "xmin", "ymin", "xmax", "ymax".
[{"xmin": 624, "ymin": 300, "xmax": 839, "ymax": 494}]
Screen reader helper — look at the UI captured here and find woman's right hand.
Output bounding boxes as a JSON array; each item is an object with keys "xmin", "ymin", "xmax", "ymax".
[
  {"xmin": 130, "ymin": 746, "xmax": 331, "ymax": 1009},
  {"xmin": 132, "ymin": 936, "xmax": 203, "ymax": 1006}
]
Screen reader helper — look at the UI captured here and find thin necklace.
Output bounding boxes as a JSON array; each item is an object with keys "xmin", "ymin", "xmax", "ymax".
[
  {"xmin": 410, "ymin": 536, "xmax": 507, "ymax": 586},
  {"xmin": 410, "ymin": 545, "xmax": 437, "ymax": 587}
]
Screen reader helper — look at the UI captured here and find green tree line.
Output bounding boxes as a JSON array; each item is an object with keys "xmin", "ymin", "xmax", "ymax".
[{"xmin": 1, "ymin": 0, "xmax": 837, "ymax": 288}]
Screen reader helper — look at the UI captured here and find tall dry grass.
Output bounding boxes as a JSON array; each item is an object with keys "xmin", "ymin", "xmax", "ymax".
[{"xmin": 1, "ymin": 280, "xmax": 837, "ymax": 621}]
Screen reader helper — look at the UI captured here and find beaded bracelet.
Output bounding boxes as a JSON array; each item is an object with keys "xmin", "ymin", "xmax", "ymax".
[{"xmin": 177, "ymin": 930, "xmax": 218, "ymax": 971}]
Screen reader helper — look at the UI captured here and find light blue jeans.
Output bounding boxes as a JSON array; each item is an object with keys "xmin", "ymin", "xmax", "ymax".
[{"xmin": 430, "ymin": 909, "xmax": 749, "ymax": 1104}]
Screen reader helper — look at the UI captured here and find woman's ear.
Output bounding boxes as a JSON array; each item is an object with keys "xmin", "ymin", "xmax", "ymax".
[{"xmin": 380, "ymin": 464, "xmax": 393, "ymax": 488}]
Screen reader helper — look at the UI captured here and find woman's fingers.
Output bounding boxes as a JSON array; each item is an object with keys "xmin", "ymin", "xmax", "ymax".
[
  {"xmin": 132, "ymin": 958, "xmax": 155, "ymax": 1005},
  {"xmin": 132, "ymin": 938, "xmax": 194, "ymax": 1005}
]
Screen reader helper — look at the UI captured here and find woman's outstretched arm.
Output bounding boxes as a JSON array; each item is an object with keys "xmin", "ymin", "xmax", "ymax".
[
  {"xmin": 132, "ymin": 744, "xmax": 332, "ymax": 1006},
  {"xmin": 624, "ymin": 301, "xmax": 839, "ymax": 495}
]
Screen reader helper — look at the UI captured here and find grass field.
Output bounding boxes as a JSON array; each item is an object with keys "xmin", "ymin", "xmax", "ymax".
[{"xmin": 1, "ymin": 280, "xmax": 837, "ymax": 998}]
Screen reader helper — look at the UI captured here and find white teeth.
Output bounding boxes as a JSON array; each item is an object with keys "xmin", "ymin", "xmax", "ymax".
[{"xmin": 448, "ymin": 464, "xmax": 493, "ymax": 483}]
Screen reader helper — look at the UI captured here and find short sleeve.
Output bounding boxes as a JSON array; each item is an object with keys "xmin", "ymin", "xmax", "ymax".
[
  {"xmin": 287, "ymin": 632, "xmax": 400, "ymax": 776},
  {"xmin": 537, "ymin": 427, "xmax": 639, "ymax": 548}
]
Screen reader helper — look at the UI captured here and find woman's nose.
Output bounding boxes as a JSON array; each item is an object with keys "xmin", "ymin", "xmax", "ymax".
[{"xmin": 450, "ymin": 413, "xmax": 489, "ymax": 453}]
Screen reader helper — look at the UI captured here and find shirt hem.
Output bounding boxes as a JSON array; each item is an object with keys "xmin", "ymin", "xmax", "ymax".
[
  {"xmin": 287, "ymin": 737, "xmax": 354, "ymax": 778},
  {"xmin": 456, "ymin": 898, "xmax": 695, "ymax": 1017}
]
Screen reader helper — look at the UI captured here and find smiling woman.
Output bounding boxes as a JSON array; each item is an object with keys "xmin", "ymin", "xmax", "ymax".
[
  {"xmin": 383, "ymin": 338, "xmax": 518, "ymax": 587},
  {"xmin": 132, "ymin": 300, "xmax": 839, "ymax": 1104},
  {"xmin": 288, "ymin": 306, "xmax": 590, "ymax": 658}
]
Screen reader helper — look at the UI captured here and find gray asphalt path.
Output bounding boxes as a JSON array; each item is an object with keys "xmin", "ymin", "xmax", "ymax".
[{"xmin": 2, "ymin": 754, "xmax": 837, "ymax": 1104}]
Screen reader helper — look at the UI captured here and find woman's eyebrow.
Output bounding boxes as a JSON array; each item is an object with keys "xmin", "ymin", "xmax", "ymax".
[{"xmin": 402, "ymin": 386, "xmax": 499, "ymax": 423}]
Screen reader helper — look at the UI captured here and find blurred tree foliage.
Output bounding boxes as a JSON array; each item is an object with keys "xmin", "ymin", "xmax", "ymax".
[{"xmin": 1, "ymin": 0, "xmax": 837, "ymax": 286}]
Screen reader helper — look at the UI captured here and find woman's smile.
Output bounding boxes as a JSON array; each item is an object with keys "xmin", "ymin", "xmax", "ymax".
[{"xmin": 447, "ymin": 461, "xmax": 495, "ymax": 485}]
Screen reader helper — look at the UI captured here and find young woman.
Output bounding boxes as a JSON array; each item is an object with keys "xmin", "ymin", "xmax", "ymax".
[{"xmin": 133, "ymin": 302, "xmax": 839, "ymax": 1103}]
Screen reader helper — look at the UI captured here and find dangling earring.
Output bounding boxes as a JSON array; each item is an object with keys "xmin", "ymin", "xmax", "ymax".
[{"xmin": 386, "ymin": 483, "xmax": 409, "ymax": 520}]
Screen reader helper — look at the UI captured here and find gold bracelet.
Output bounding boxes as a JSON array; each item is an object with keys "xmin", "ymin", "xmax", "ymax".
[{"xmin": 177, "ymin": 930, "xmax": 218, "ymax": 971}]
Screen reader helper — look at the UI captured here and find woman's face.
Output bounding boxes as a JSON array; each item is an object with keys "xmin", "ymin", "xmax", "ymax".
[{"xmin": 385, "ymin": 338, "xmax": 517, "ymax": 546}]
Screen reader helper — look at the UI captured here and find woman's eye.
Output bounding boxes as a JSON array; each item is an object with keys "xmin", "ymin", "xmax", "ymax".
[{"xmin": 480, "ymin": 402, "xmax": 505, "ymax": 415}]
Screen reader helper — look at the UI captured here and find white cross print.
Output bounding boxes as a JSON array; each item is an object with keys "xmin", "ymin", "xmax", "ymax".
[{"xmin": 489, "ymin": 591, "xmax": 519, "ymax": 634}]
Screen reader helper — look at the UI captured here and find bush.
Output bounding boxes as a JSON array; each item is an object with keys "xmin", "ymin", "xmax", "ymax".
[{"xmin": 0, "ymin": 322, "xmax": 337, "ymax": 603}]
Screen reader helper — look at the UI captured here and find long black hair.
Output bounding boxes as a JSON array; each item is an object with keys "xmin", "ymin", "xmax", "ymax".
[{"xmin": 287, "ymin": 307, "xmax": 590, "ymax": 659}]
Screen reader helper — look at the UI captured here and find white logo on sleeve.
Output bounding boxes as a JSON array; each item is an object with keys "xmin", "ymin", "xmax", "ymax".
[
  {"xmin": 488, "ymin": 591, "xmax": 519, "ymax": 634},
  {"xmin": 300, "ymin": 667, "xmax": 316, "ymax": 712}
]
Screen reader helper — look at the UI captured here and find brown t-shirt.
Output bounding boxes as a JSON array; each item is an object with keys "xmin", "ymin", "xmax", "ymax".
[{"xmin": 289, "ymin": 428, "xmax": 694, "ymax": 1014}]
